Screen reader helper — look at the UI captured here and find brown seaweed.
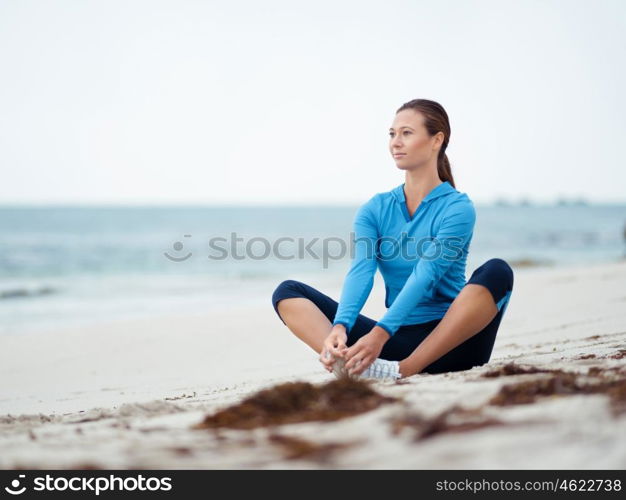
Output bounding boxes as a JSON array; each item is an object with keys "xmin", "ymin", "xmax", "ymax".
[
  {"xmin": 488, "ymin": 368, "xmax": 626, "ymax": 415},
  {"xmin": 575, "ymin": 354, "xmax": 597, "ymax": 360},
  {"xmin": 481, "ymin": 362, "xmax": 554, "ymax": 378},
  {"xmin": 390, "ymin": 405, "xmax": 506, "ymax": 441},
  {"xmin": 268, "ymin": 434, "xmax": 355, "ymax": 461},
  {"xmin": 194, "ymin": 377, "xmax": 397, "ymax": 430}
]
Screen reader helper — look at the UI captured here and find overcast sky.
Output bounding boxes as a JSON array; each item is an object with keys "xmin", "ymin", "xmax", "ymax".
[{"xmin": 0, "ymin": 0, "xmax": 624, "ymax": 205}]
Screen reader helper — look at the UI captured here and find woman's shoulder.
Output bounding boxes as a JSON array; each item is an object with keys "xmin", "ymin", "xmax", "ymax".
[
  {"xmin": 441, "ymin": 181, "xmax": 473, "ymax": 205},
  {"xmin": 448, "ymin": 182, "xmax": 473, "ymax": 201},
  {"xmin": 358, "ymin": 189, "xmax": 392, "ymax": 210},
  {"xmin": 353, "ymin": 189, "xmax": 395, "ymax": 227},
  {"xmin": 442, "ymin": 190, "xmax": 476, "ymax": 223},
  {"xmin": 448, "ymin": 190, "xmax": 475, "ymax": 209}
]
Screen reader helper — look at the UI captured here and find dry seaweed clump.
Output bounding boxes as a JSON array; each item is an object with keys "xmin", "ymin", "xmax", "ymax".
[
  {"xmin": 389, "ymin": 405, "xmax": 506, "ymax": 441},
  {"xmin": 481, "ymin": 362, "xmax": 553, "ymax": 378},
  {"xmin": 194, "ymin": 377, "xmax": 397, "ymax": 430},
  {"xmin": 489, "ymin": 371, "xmax": 581, "ymax": 405},
  {"xmin": 587, "ymin": 366, "xmax": 626, "ymax": 377},
  {"xmin": 488, "ymin": 367, "xmax": 626, "ymax": 415},
  {"xmin": 607, "ymin": 383, "xmax": 626, "ymax": 415},
  {"xmin": 268, "ymin": 434, "xmax": 355, "ymax": 461},
  {"xmin": 575, "ymin": 354, "xmax": 597, "ymax": 360}
]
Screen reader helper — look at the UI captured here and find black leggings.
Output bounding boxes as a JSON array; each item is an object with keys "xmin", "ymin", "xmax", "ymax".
[{"xmin": 272, "ymin": 258, "xmax": 514, "ymax": 374}]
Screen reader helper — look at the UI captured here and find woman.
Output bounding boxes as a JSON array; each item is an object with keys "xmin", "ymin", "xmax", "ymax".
[{"xmin": 271, "ymin": 99, "xmax": 514, "ymax": 380}]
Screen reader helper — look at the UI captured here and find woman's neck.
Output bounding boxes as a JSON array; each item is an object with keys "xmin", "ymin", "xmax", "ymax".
[{"xmin": 404, "ymin": 168, "xmax": 442, "ymax": 205}]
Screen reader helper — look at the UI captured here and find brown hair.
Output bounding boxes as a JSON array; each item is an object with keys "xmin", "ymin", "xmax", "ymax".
[{"xmin": 396, "ymin": 99, "xmax": 455, "ymax": 188}]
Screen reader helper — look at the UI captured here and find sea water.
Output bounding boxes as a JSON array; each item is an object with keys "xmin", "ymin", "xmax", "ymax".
[{"xmin": 1, "ymin": 204, "xmax": 624, "ymax": 334}]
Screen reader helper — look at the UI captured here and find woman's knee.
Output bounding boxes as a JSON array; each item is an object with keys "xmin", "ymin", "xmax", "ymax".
[
  {"xmin": 271, "ymin": 279, "xmax": 305, "ymax": 316},
  {"xmin": 467, "ymin": 258, "xmax": 514, "ymax": 314},
  {"xmin": 481, "ymin": 258, "xmax": 514, "ymax": 291},
  {"xmin": 273, "ymin": 279, "xmax": 301, "ymax": 295}
]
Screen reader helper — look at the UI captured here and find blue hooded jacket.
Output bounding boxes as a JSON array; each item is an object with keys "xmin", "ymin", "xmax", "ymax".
[{"xmin": 332, "ymin": 181, "xmax": 476, "ymax": 336}]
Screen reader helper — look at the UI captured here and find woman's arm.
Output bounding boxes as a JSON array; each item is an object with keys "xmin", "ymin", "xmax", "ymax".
[
  {"xmin": 332, "ymin": 196, "xmax": 380, "ymax": 334},
  {"xmin": 345, "ymin": 199, "xmax": 476, "ymax": 376},
  {"xmin": 375, "ymin": 199, "xmax": 476, "ymax": 337}
]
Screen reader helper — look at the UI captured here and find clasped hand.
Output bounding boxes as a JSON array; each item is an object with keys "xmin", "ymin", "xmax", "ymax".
[{"xmin": 319, "ymin": 326, "xmax": 388, "ymax": 376}]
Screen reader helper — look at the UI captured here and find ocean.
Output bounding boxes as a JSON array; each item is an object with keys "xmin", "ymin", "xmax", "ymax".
[{"xmin": 1, "ymin": 204, "xmax": 625, "ymax": 334}]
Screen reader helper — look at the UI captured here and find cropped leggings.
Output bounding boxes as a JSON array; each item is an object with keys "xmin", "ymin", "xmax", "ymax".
[{"xmin": 271, "ymin": 258, "xmax": 514, "ymax": 374}]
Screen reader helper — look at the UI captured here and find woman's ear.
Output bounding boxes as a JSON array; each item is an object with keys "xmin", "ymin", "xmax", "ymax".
[{"xmin": 433, "ymin": 131, "xmax": 445, "ymax": 151}]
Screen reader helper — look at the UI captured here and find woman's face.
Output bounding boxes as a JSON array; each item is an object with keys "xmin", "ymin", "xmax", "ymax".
[{"xmin": 389, "ymin": 109, "xmax": 443, "ymax": 169}]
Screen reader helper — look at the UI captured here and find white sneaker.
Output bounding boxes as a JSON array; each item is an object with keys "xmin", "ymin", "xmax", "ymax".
[{"xmin": 357, "ymin": 358, "xmax": 402, "ymax": 381}]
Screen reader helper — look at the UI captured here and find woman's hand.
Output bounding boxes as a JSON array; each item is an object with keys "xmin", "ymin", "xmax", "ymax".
[
  {"xmin": 344, "ymin": 327, "xmax": 390, "ymax": 376},
  {"xmin": 319, "ymin": 324, "xmax": 348, "ymax": 373}
]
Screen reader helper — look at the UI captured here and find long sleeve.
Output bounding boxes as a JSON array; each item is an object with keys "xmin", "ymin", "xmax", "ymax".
[
  {"xmin": 375, "ymin": 199, "xmax": 476, "ymax": 336},
  {"xmin": 332, "ymin": 197, "xmax": 379, "ymax": 333}
]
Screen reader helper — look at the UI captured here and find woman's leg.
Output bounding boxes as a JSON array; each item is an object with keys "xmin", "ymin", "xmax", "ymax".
[
  {"xmin": 399, "ymin": 258, "xmax": 514, "ymax": 376},
  {"xmin": 271, "ymin": 280, "xmax": 377, "ymax": 354}
]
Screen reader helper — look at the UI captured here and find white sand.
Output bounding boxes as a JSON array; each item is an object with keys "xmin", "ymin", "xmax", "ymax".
[{"xmin": 1, "ymin": 261, "xmax": 625, "ymax": 469}]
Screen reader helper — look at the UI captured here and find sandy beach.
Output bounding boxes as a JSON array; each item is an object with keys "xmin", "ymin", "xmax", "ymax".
[{"xmin": 1, "ymin": 260, "xmax": 625, "ymax": 469}]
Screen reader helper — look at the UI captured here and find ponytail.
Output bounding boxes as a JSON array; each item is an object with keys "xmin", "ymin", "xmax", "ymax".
[{"xmin": 437, "ymin": 150, "xmax": 455, "ymax": 188}]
